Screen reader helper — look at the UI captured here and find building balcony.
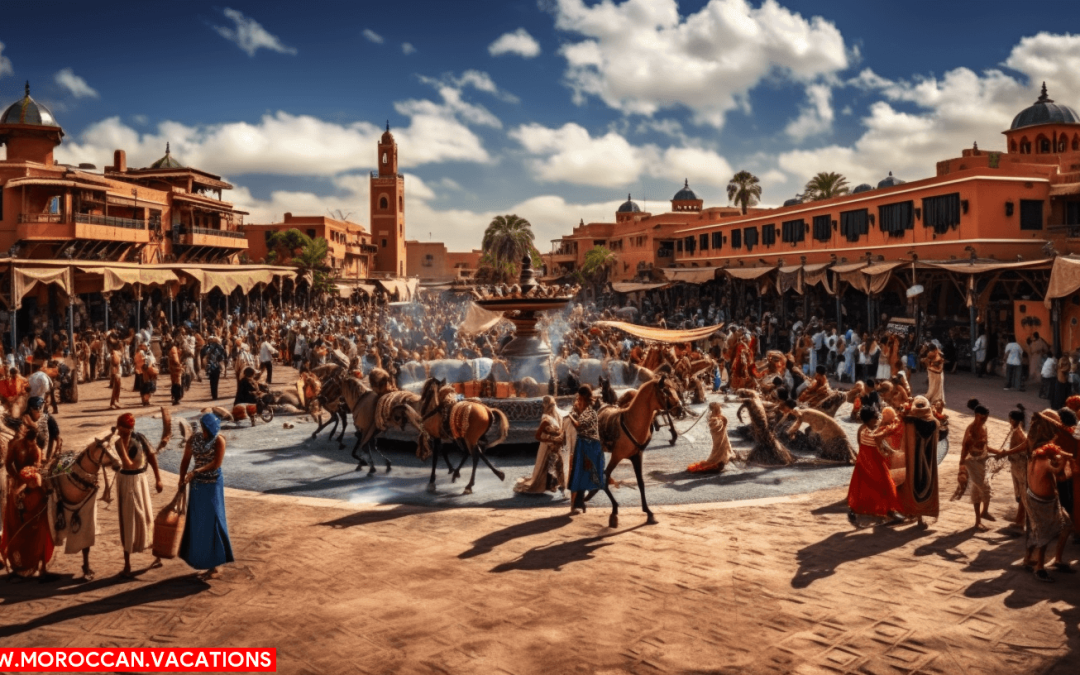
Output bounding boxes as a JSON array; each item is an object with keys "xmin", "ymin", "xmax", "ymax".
[
  {"xmin": 550, "ymin": 251, "xmax": 577, "ymax": 262},
  {"xmin": 175, "ymin": 225, "xmax": 248, "ymax": 249},
  {"xmin": 17, "ymin": 212, "xmax": 150, "ymax": 243}
]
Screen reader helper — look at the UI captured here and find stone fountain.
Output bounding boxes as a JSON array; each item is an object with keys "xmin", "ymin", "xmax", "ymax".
[{"xmin": 473, "ymin": 254, "xmax": 572, "ymax": 384}]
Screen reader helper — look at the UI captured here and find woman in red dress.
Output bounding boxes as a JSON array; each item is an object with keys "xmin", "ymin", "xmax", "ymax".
[
  {"xmin": 1, "ymin": 421, "xmax": 55, "ymax": 578},
  {"xmin": 847, "ymin": 406, "xmax": 905, "ymax": 527}
]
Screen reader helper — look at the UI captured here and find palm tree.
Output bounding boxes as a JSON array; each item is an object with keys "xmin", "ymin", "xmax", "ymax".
[
  {"xmin": 268, "ymin": 228, "xmax": 333, "ymax": 295},
  {"xmin": 803, "ymin": 172, "xmax": 850, "ymax": 201},
  {"xmin": 582, "ymin": 245, "xmax": 617, "ymax": 297},
  {"xmin": 727, "ymin": 171, "xmax": 762, "ymax": 215},
  {"xmin": 482, "ymin": 214, "xmax": 536, "ymax": 278}
]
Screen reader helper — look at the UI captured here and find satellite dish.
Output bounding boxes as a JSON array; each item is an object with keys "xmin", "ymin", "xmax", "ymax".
[{"xmin": 906, "ymin": 284, "xmax": 925, "ymax": 298}]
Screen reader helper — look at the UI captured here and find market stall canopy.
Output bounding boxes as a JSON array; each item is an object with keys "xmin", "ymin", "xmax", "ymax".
[
  {"xmin": 78, "ymin": 266, "xmax": 179, "ymax": 294},
  {"xmin": 458, "ymin": 302, "xmax": 506, "ymax": 335},
  {"xmin": 1049, "ymin": 183, "xmax": 1080, "ymax": 197},
  {"xmin": 803, "ymin": 262, "xmax": 833, "ymax": 294},
  {"xmin": 777, "ymin": 264, "xmax": 803, "ymax": 295},
  {"xmin": 1045, "ymin": 255, "xmax": 1080, "ymax": 307},
  {"xmin": 12, "ymin": 266, "xmax": 73, "ymax": 309},
  {"xmin": 375, "ymin": 278, "xmax": 417, "ymax": 301},
  {"xmin": 723, "ymin": 266, "xmax": 775, "ymax": 280},
  {"xmin": 593, "ymin": 320, "xmax": 724, "ymax": 344},
  {"xmin": 861, "ymin": 261, "xmax": 906, "ymax": 295},
  {"xmin": 921, "ymin": 259, "xmax": 1053, "ymax": 275},
  {"xmin": 661, "ymin": 267, "xmax": 718, "ymax": 283},
  {"xmin": 610, "ymin": 282, "xmax": 668, "ymax": 293}
]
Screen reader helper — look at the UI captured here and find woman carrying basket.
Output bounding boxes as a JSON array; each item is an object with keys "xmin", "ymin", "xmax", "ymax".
[{"xmin": 178, "ymin": 413, "xmax": 234, "ymax": 579}]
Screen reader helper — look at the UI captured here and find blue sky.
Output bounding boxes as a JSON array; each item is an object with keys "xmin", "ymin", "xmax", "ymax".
[{"xmin": 2, "ymin": 0, "xmax": 1080, "ymax": 250}]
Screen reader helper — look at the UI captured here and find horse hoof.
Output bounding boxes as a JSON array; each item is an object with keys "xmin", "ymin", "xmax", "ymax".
[
  {"xmin": 367, "ymin": 467, "xmax": 377, "ymax": 476},
  {"xmin": 463, "ymin": 487, "xmax": 473, "ymax": 495},
  {"xmin": 354, "ymin": 464, "xmax": 364, "ymax": 472},
  {"xmin": 385, "ymin": 463, "xmax": 392, "ymax": 474},
  {"xmin": 494, "ymin": 470, "xmax": 505, "ymax": 482},
  {"xmin": 426, "ymin": 483, "xmax": 437, "ymax": 494},
  {"xmin": 609, "ymin": 514, "xmax": 619, "ymax": 528},
  {"xmin": 646, "ymin": 514, "xmax": 658, "ymax": 525}
]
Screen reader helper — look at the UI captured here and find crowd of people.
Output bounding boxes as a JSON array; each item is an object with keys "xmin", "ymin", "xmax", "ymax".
[{"xmin": 0, "ymin": 284, "xmax": 1077, "ymax": 586}]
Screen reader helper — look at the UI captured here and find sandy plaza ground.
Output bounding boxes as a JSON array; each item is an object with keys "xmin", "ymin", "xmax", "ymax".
[{"xmin": 2, "ymin": 366, "xmax": 1079, "ymax": 675}]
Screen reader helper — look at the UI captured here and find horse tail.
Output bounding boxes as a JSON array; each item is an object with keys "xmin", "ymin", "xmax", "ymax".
[{"xmin": 485, "ymin": 407, "xmax": 509, "ymax": 449}]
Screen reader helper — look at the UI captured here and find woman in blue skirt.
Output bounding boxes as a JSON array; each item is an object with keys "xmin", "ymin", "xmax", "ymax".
[
  {"xmin": 178, "ymin": 413, "xmax": 234, "ymax": 579},
  {"xmin": 568, "ymin": 385, "xmax": 604, "ymax": 514}
]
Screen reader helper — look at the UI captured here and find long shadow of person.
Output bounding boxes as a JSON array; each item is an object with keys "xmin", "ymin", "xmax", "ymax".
[
  {"xmin": 488, "ymin": 523, "xmax": 646, "ymax": 573},
  {"xmin": 317, "ymin": 503, "xmax": 426, "ymax": 529},
  {"xmin": 792, "ymin": 525, "xmax": 931, "ymax": 589},
  {"xmin": 459, "ymin": 514, "xmax": 574, "ymax": 560},
  {"xmin": 0, "ymin": 576, "xmax": 209, "ymax": 639}
]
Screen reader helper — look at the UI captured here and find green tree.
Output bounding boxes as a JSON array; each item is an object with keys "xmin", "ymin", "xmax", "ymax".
[
  {"xmin": 726, "ymin": 170, "xmax": 762, "ymax": 215},
  {"xmin": 267, "ymin": 228, "xmax": 333, "ymax": 295},
  {"xmin": 803, "ymin": 172, "xmax": 850, "ymax": 201},
  {"xmin": 482, "ymin": 214, "xmax": 536, "ymax": 281},
  {"xmin": 581, "ymin": 245, "xmax": 617, "ymax": 297}
]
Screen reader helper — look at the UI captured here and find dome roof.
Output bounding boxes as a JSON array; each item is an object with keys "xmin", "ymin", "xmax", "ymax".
[
  {"xmin": 851, "ymin": 183, "xmax": 873, "ymax": 194},
  {"xmin": 877, "ymin": 171, "xmax": 905, "ymax": 189},
  {"xmin": 1011, "ymin": 83, "xmax": 1080, "ymax": 130},
  {"xmin": 618, "ymin": 193, "xmax": 641, "ymax": 213},
  {"xmin": 0, "ymin": 82, "xmax": 60, "ymax": 128},
  {"xmin": 381, "ymin": 120, "xmax": 394, "ymax": 144},
  {"xmin": 149, "ymin": 143, "xmax": 184, "ymax": 169},
  {"xmin": 783, "ymin": 198, "xmax": 801, "ymax": 207},
  {"xmin": 673, "ymin": 179, "xmax": 698, "ymax": 201}
]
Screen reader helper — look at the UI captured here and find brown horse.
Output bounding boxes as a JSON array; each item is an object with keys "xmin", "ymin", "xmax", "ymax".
[
  {"xmin": 593, "ymin": 374, "xmax": 684, "ymax": 528},
  {"xmin": 395, "ymin": 377, "xmax": 509, "ymax": 495},
  {"xmin": 45, "ymin": 428, "xmax": 121, "ymax": 579},
  {"xmin": 342, "ymin": 376, "xmax": 419, "ymax": 473},
  {"xmin": 308, "ymin": 363, "xmax": 350, "ymax": 449}
]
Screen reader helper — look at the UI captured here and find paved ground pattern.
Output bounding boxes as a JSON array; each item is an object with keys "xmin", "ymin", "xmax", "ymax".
[{"xmin": 1, "ymin": 366, "xmax": 1077, "ymax": 674}]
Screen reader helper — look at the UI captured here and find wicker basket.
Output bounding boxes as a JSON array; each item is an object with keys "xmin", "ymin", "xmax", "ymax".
[{"xmin": 152, "ymin": 488, "xmax": 187, "ymax": 559}]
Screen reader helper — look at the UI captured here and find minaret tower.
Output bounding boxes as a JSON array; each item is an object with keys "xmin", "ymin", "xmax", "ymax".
[{"xmin": 370, "ymin": 121, "xmax": 406, "ymax": 276}]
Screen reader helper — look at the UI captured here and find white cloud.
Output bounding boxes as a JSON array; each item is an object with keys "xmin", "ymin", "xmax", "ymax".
[
  {"xmin": 54, "ymin": 68, "xmax": 99, "ymax": 99},
  {"xmin": 552, "ymin": 0, "xmax": 849, "ymax": 127},
  {"xmin": 785, "ymin": 83, "xmax": 833, "ymax": 141},
  {"xmin": 212, "ymin": 8, "xmax": 297, "ymax": 57},
  {"xmin": 777, "ymin": 33, "xmax": 1080, "ymax": 190},
  {"xmin": 488, "ymin": 28, "xmax": 541, "ymax": 58},
  {"xmin": 362, "ymin": 29, "xmax": 384, "ymax": 44},
  {"xmin": 56, "ymin": 106, "xmax": 491, "ymax": 176},
  {"xmin": 510, "ymin": 122, "xmax": 732, "ymax": 189},
  {"xmin": 420, "ymin": 70, "xmax": 519, "ymax": 105},
  {"xmin": 0, "ymin": 41, "xmax": 12, "ymax": 78},
  {"xmin": 402, "ymin": 42, "xmax": 416, "ymax": 55}
]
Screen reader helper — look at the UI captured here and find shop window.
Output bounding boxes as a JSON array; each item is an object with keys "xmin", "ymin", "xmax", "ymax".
[
  {"xmin": 812, "ymin": 215, "xmax": 831, "ymax": 242},
  {"xmin": 711, "ymin": 231, "xmax": 723, "ymax": 250},
  {"xmin": 839, "ymin": 209, "xmax": 868, "ymax": 242},
  {"xmin": 922, "ymin": 193, "xmax": 960, "ymax": 234},
  {"xmin": 743, "ymin": 226, "xmax": 759, "ymax": 251},
  {"xmin": 731, "ymin": 229, "xmax": 742, "ymax": 249},
  {"xmin": 699, "ymin": 233, "xmax": 709, "ymax": 251},
  {"xmin": 684, "ymin": 236, "xmax": 696, "ymax": 254},
  {"xmin": 781, "ymin": 219, "xmax": 805, "ymax": 243},
  {"xmin": 1020, "ymin": 199, "xmax": 1044, "ymax": 230},
  {"xmin": 762, "ymin": 223, "xmax": 776, "ymax": 246},
  {"xmin": 878, "ymin": 201, "xmax": 914, "ymax": 237}
]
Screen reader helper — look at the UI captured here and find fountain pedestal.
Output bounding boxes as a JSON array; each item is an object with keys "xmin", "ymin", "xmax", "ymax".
[{"xmin": 474, "ymin": 255, "xmax": 571, "ymax": 383}]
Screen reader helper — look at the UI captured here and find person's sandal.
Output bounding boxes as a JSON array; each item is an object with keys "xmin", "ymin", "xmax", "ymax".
[
  {"xmin": 1053, "ymin": 563, "xmax": 1076, "ymax": 574},
  {"xmin": 1035, "ymin": 569, "xmax": 1055, "ymax": 582}
]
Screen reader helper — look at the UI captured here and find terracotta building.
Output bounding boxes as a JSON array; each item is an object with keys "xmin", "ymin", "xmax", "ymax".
[
  {"xmin": 243, "ymin": 213, "xmax": 376, "ymax": 279},
  {"xmin": 0, "ymin": 82, "xmax": 246, "ymax": 264},
  {"xmin": 405, "ymin": 240, "xmax": 481, "ymax": 283},
  {"xmin": 545, "ymin": 184, "xmax": 755, "ymax": 283}
]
